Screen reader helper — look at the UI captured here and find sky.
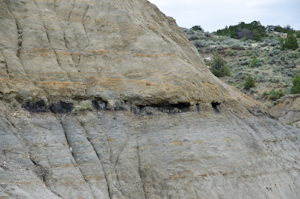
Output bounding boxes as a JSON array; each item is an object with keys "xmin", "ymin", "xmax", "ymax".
[{"xmin": 148, "ymin": 0, "xmax": 300, "ymax": 32}]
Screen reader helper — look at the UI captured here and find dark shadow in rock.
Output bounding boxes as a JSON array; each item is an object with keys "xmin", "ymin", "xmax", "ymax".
[
  {"xmin": 22, "ymin": 101, "xmax": 49, "ymax": 113},
  {"xmin": 196, "ymin": 103, "xmax": 200, "ymax": 112},
  {"xmin": 248, "ymin": 106, "xmax": 266, "ymax": 117},
  {"xmin": 92, "ymin": 100, "xmax": 107, "ymax": 111},
  {"xmin": 135, "ymin": 103, "xmax": 191, "ymax": 115},
  {"xmin": 211, "ymin": 102, "xmax": 220, "ymax": 113},
  {"xmin": 49, "ymin": 102, "xmax": 73, "ymax": 113}
]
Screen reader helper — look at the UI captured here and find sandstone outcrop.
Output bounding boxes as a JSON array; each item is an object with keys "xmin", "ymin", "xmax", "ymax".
[
  {"xmin": 1, "ymin": 0, "xmax": 300, "ymax": 199},
  {"xmin": 270, "ymin": 94, "xmax": 300, "ymax": 127}
]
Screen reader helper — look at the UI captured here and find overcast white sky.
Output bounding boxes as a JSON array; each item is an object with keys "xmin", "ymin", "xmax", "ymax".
[{"xmin": 148, "ymin": 0, "xmax": 300, "ymax": 32}]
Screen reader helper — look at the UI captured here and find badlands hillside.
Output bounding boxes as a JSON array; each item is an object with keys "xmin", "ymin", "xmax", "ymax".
[
  {"xmin": 0, "ymin": 0, "xmax": 300, "ymax": 199},
  {"xmin": 182, "ymin": 26, "xmax": 300, "ymax": 127}
]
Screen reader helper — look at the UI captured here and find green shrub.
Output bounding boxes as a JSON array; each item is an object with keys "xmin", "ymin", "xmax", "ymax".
[
  {"xmin": 188, "ymin": 34, "xmax": 199, "ymax": 41},
  {"xmin": 231, "ymin": 44, "xmax": 245, "ymax": 50},
  {"xmin": 269, "ymin": 89, "xmax": 285, "ymax": 100},
  {"xmin": 207, "ymin": 52, "xmax": 231, "ymax": 77},
  {"xmin": 272, "ymin": 49, "xmax": 281, "ymax": 55},
  {"xmin": 249, "ymin": 57, "xmax": 262, "ymax": 67},
  {"xmin": 262, "ymin": 91, "xmax": 268, "ymax": 97},
  {"xmin": 74, "ymin": 101, "xmax": 92, "ymax": 114},
  {"xmin": 191, "ymin": 25, "xmax": 204, "ymax": 32},
  {"xmin": 216, "ymin": 21, "xmax": 266, "ymax": 41},
  {"xmin": 285, "ymin": 33, "xmax": 299, "ymax": 50},
  {"xmin": 244, "ymin": 74, "xmax": 255, "ymax": 89},
  {"xmin": 240, "ymin": 59, "xmax": 251, "ymax": 65},
  {"xmin": 296, "ymin": 31, "xmax": 300, "ymax": 38},
  {"xmin": 289, "ymin": 53, "xmax": 298, "ymax": 58},
  {"xmin": 279, "ymin": 32, "xmax": 299, "ymax": 50},
  {"xmin": 291, "ymin": 74, "xmax": 300, "ymax": 94}
]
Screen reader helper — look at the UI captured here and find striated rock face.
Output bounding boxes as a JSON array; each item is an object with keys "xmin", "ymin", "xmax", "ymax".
[
  {"xmin": 0, "ymin": 0, "xmax": 300, "ymax": 199},
  {"xmin": 0, "ymin": 0, "xmax": 221, "ymax": 106},
  {"xmin": 270, "ymin": 95, "xmax": 300, "ymax": 127}
]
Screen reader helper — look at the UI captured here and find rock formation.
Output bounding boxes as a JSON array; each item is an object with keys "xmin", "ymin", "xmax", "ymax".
[{"xmin": 0, "ymin": 0, "xmax": 300, "ymax": 198}]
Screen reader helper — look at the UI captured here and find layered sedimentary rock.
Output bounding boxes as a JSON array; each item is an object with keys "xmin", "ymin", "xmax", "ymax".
[
  {"xmin": 270, "ymin": 94, "xmax": 300, "ymax": 127},
  {"xmin": 0, "ymin": 0, "xmax": 300, "ymax": 199}
]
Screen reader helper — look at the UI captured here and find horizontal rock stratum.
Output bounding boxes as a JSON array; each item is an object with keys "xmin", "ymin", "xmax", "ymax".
[{"xmin": 0, "ymin": 0, "xmax": 300, "ymax": 199}]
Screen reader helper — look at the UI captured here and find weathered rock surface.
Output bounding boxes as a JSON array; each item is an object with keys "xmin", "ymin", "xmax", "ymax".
[
  {"xmin": 0, "ymin": 0, "xmax": 300, "ymax": 199},
  {"xmin": 270, "ymin": 94, "xmax": 300, "ymax": 127}
]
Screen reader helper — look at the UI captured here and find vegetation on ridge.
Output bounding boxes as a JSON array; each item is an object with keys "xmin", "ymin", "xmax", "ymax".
[
  {"xmin": 181, "ymin": 21, "xmax": 300, "ymax": 113},
  {"xmin": 215, "ymin": 21, "xmax": 266, "ymax": 41},
  {"xmin": 279, "ymin": 32, "xmax": 299, "ymax": 50},
  {"xmin": 215, "ymin": 22, "xmax": 296, "ymax": 41}
]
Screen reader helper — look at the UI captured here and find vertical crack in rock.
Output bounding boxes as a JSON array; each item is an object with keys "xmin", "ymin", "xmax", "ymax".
[
  {"xmin": 56, "ymin": 0, "xmax": 76, "ymax": 64},
  {"xmin": 114, "ymin": 134, "xmax": 128, "ymax": 167},
  {"xmin": 82, "ymin": 4, "xmax": 90, "ymax": 45},
  {"xmin": 75, "ymin": 114, "xmax": 126, "ymax": 199},
  {"xmin": 29, "ymin": 158, "xmax": 63, "ymax": 198},
  {"xmin": 32, "ymin": 0, "xmax": 72, "ymax": 82},
  {"xmin": 68, "ymin": 1, "xmax": 75, "ymax": 21},
  {"xmin": 16, "ymin": 24, "xmax": 22, "ymax": 58},
  {"xmin": 74, "ymin": 117, "xmax": 102, "ymax": 199},
  {"xmin": 136, "ymin": 141, "xmax": 147, "ymax": 199},
  {"xmin": 59, "ymin": 117, "xmax": 87, "ymax": 186},
  {"xmin": 3, "ymin": 116, "xmax": 26, "ymax": 149},
  {"xmin": 85, "ymin": 131, "xmax": 112, "ymax": 199},
  {"xmin": 2, "ymin": 1, "xmax": 19, "ymax": 55},
  {"xmin": 114, "ymin": 139, "xmax": 128, "ymax": 197},
  {"xmin": 79, "ymin": 122, "xmax": 112, "ymax": 199},
  {"xmin": 60, "ymin": 115, "xmax": 115, "ymax": 198},
  {"xmin": 2, "ymin": 1, "xmax": 29, "ymax": 79},
  {"xmin": 3, "ymin": 115, "xmax": 63, "ymax": 198},
  {"xmin": 77, "ymin": 117, "xmax": 114, "ymax": 199},
  {"xmin": 62, "ymin": 31, "xmax": 74, "ymax": 61},
  {"xmin": 0, "ymin": 52, "xmax": 9, "ymax": 79}
]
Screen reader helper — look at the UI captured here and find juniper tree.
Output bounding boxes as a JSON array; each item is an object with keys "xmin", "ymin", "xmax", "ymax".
[
  {"xmin": 207, "ymin": 52, "xmax": 230, "ymax": 77},
  {"xmin": 244, "ymin": 74, "xmax": 255, "ymax": 89}
]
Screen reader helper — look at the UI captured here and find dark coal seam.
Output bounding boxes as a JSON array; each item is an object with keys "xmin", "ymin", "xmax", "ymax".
[
  {"xmin": 22, "ymin": 101, "xmax": 49, "ymax": 113},
  {"xmin": 49, "ymin": 102, "xmax": 73, "ymax": 114},
  {"xmin": 135, "ymin": 103, "xmax": 191, "ymax": 115}
]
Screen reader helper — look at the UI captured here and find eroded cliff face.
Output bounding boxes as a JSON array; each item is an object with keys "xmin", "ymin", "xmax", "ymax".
[
  {"xmin": 0, "ymin": 0, "xmax": 224, "ymax": 106},
  {"xmin": 0, "ymin": 0, "xmax": 300, "ymax": 199}
]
